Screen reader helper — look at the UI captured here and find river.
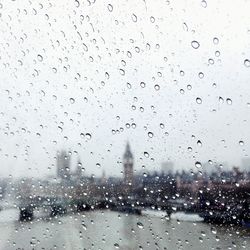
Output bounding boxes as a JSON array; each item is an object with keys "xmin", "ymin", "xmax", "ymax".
[{"xmin": 0, "ymin": 209, "xmax": 249, "ymax": 249}]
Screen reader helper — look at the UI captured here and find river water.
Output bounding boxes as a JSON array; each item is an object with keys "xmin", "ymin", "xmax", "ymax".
[{"xmin": 0, "ymin": 209, "xmax": 249, "ymax": 249}]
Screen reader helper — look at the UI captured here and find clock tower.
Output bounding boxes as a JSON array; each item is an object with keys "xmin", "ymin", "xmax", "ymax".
[{"xmin": 123, "ymin": 142, "xmax": 134, "ymax": 185}]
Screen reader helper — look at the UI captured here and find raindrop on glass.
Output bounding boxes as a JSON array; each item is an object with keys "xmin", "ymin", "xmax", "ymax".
[
  {"xmin": 154, "ymin": 84, "xmax": 160, "ymax": 91},
  {"xmin": 196, "ymin": 97, "xmax": 202, "ymax": 104},
  {"xmin": 148, "ymin": 132, "xmax": 154, "ymax": 138},
  {"xmin": 213, "ymin": 37, "xmax": 219, "ymax": 45},
  {"xmin": 191, "ymin": 41, "xmax": 200, "ymax": 49},
  {"xmin": 195, "ymin": 161, "xmax": 202, "ymax": 168},
  {"xmin": 137, "ymin": 222, "xmax": 144, "ymax": 229},
  {"xmin": 37, "ymin": 54, "xmax": 43, "ymax": 62},
  {"xmin": 198, "ymin": 72, "xmax": 204, "ymax": 79},
  {"xmin": 107, "ymin": 4, "xmax": 113, "ymax": 12},
  {"xmin": 201, "ymin": 0, "xmax": 207, "ymax": 8},
  {"xmin": 244, "ymin": 59, "xmax": 250, "ymax": 67},
  {"xmin": 69, "ymin": 98, "xmax": 75, "ymax": 104},
  {"xmin": 131, "ymin": 14, "xmax": 137, "ymax": 22},
  {"xmin": 140, "ymin": 82, "xmax": 146, "ymax": 88},
  {"xmin": 226, "ymin": 98, "xmax": 232, "ymax": 105}
]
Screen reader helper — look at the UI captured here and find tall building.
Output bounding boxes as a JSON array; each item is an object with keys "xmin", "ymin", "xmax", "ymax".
[
  {"xmin": 75, "ymin": 157, "xmax": 83, "ymax": 178},
  {"xmin": 123, "ymin": 142, "xmax": 134, "ymax": 185},
  {"xmin": 161, "ymin": 161, "xmax": 174, "ymax": 175},
  {"xmin": 56, "ymin": 150, "xmax": 71, "ymax": 180},
  {"xmin": 242, "ymin": 158, "xmax": 250, "ymax": 172}
]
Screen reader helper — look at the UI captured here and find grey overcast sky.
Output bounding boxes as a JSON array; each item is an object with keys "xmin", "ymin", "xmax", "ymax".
[{"xmin": 0, "ymin": 0, "xmax": 250, "ymax": 178}]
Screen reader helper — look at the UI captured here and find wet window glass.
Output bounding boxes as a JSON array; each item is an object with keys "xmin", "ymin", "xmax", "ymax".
[{"xmin": 0, "ymin": 0, "xmax": 250, "ymax": 249}]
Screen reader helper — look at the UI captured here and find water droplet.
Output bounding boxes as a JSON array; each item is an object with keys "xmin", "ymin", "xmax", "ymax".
[
  {"xmin": 107, "ymin": 4, "xmax": 113, "ymax": 12},
  {"xmin": 131, "ymin": 14, "xmax": 137, "ymax": 22},
  {"xmin": 148, "ymin": 132, "xmax": 154, "ymax": 138},
  {"xmin": 131, "ymin": 123, "xmax": 136, "ymax": 129},
  {"xmin": 196, "ymin": 97, "xmax": 202, "ymax": 104},
  {"xmin": 150, "ymin": 16, "xmax": 155, "ymax": 23},
  {"xmin": 180, "ymin": 89, "xmax": 185, "ymax": 94},
  {"xmin": 197, "ymin": 140, "xmax": 202, "ymax": 147},
  {"xmin": 201, "ymin": 231, "xmax": 206, "ymax": 237},
  {"xmin": 86, "ymin": 133, "xmax": 92, "ymax": 140},
  {"xmin": 219, "ymin": 96, "xmax": 224, "ymax": 103},
  {"xmin": 244, "ymin": 59, "xmax": 250, "ymax": 67},
  {"xmin": 119, "ymin": 69, "xmax": 125, "ymax": 75},
  {"xmin": 191, "ymin": 41, "xmax": 200, "ymax": 49},
  {"xmin": 37, "ymin": 54, "xmax": 43, "ymax": 62},
  {"xmin": 208, "ymin": 58, "xmax": 214, "ymax": 65},
  {"xmin": 183, "ymin": 22, "xmax": 188, "ymax": 32},
  {"xmin": 154, "ymin": 84, "xmax": 160, "ymax": 91},
  {"xmin": 114, "ymin": 243, "xmax": 120, "ymax": 249},
  {"xmin": 75, "ymin": 0, "xmax": 80, "ymax": 8},
  {"xmin": 195, "ymin": 161, "xmax": 202, "ymax": 168},
  {"xmin": 160, "ymin": 123, "xmax": 165, "ymax": 129},
  {"xmin": 198, "ymin": 72, "xmax": 204, "ymax": 79},
  {"xmin": 69, "ymin": 98, "xmax": 75, "ymax": 104},
  {"xmin": 201, "ymin": 0, "xmax": 207, "ymax": 8},
  {"xmin": 239, "ymin": 140, "xmax": 244, "ymax": 146},
  {"xmin": 226, "ymin": 98, "xmax": 232, "ymax": 105},
  {"xmin": 140, "ymin": 82, "xmax": 146, "ymax": 88},
  {"xmin": 144, "ymin": 152, "xmax": 149, "ymax": 158},
  {"xmin": 213, "ymin": 37, "xmax": 219, "ymax": 45},
  {"xmin": 215, "ymin": 50, "xmax": 220, "ymax": 57},
  {"xmin": 137, "ymin": 222, "xmax": 144, "ymax": 229}
]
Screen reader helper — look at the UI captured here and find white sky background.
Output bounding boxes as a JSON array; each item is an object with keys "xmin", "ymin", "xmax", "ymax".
[{"xmin": 0, "ymin": 0, "xmax": 250, "ymax": 178}]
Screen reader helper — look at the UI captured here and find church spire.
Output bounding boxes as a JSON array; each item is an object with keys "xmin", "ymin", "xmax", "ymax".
[
  {"xmin": 124, "ymin": 141, "xmax": 133, "ymax": 159},
  {"xmin": 123, "ymin": 142, "xmax": 134, "ymax": 186}
]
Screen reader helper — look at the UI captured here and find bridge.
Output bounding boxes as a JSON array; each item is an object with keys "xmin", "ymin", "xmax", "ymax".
[{"xmin": 16, "ymin": 195, "xmax": 188, "ymax": 221}]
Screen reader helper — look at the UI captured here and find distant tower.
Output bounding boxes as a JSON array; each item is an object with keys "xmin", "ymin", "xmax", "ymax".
[
  {"xmin": 75, "ymin": 157, "xmax": 83, "ymax": 178},
  {"xmin": 101, "ymin": 170, "xmax": 106, "ymax": 184},
  {"xmin": 123, "ymin": 142, "xmax": 134, "ymax": 185},
  {"xmin": 57, "ymin": 150, "xmax": 71, "ymax": 180}
]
